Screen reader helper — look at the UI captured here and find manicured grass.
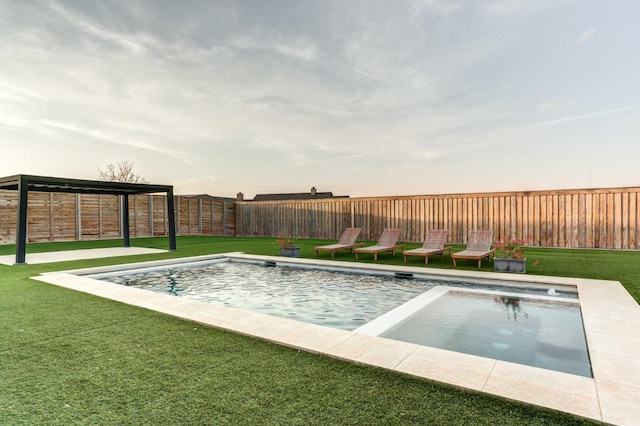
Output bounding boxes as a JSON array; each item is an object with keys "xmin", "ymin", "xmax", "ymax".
[{"xmin": 3, "ymin": 236, "xmax": 637, "ymax": 424}]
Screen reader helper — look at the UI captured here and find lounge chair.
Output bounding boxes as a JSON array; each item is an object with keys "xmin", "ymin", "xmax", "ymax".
[
  {"xmin": 355, "ymin": 228, "xmax": 404, "ymax": 261},
  {"xmin": 314, "ymin": 228, "xmax": 364, "ymax": 258},
  {"xmin": 452, "ymin": 230, "xmax": 495, "ymax": 268},
  {"xmin": 403, "ymin": 229, "xmax": 451, "ymax": 264}
]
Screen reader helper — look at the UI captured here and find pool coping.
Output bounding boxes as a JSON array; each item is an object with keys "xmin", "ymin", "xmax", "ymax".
[{"xmin": 32, "ymin": 253, "xmax": 640, "ymax": 425}]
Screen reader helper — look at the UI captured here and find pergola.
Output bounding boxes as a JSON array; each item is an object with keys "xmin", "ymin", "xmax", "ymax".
[{"xmin": 0, "ymin": 174, "xmax": 177, "ymax": 264}]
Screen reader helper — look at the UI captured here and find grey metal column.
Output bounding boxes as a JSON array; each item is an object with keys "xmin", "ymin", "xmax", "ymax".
[
  {"xmin": 167, "ymin": 189, "xmax": 177, "ymax": 251},
  {"xmin": 15, "ymin": 176, "xmax": 29, "ymax": 264},
  {"xmin": 122, "ymin": 194, "xmax": 130, "ymax": 248}
]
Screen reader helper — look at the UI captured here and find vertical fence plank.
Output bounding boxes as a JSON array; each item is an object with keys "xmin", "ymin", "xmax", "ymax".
[
  {"xmin": 566, "ymin": 194, "xmax": 574, "ymax": 247},
  {"xmin": 592, "ymin": 193, "xmax": 600, "ymax": 248},
  {"xmin": 630, "ymin": 192, "xmax": 638, "ymax": 249},
  {"xmin": 599, "ymin": 193, "xmax": 607, "ymax": 248},
  {"xmin": 578, "ymin": 194, "xmax": 586, "ymax": 248},
  {"xmin": 541, "ymin": 195, "xmax": 549, "ymax": 246},
  {"xmin": 606, "ymin": 193, "xmax": 614, "ymax": 248},
  {"xmin": 622, "ymin": 192, "xmax": 629, "ymax": 250},
  {"xmin": 571, "ymin": 194, "xmax": 579, "ymax": 248},
  {"xmin": 585, "ymin": 194, "xmax": 593, "ymax": 248},
  {"xmin": 614, "ymin": 193, "xmax": 622, "ymax": 249}
]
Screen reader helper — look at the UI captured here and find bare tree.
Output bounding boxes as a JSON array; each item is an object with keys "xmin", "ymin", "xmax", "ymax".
[{"xmin": 98, "ymin": 160, "xmax": 149, "ymax": 184}]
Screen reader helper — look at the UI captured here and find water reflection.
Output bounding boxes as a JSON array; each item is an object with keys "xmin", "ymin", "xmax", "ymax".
[{"xmin": 494, "ymin": 296, "xmax": 529, "ymax": 321}]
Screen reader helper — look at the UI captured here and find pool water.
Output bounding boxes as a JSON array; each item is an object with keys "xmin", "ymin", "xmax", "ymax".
[
  {"xmin": 96, "ymin": 260, "xmax": 436, "ymax": 330},
  {"xmin": 380, "ymin": 291, "xmax": 591, "ymax": 377}
]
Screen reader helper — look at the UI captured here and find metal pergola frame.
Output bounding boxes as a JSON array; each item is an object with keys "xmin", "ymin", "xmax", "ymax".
[{"xmin": 0, "ymin": 174, "xmax": 177, "ymax": 264}]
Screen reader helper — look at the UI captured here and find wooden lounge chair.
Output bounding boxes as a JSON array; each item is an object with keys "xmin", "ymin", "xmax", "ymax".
[
  {"xmin": 355, "ymin": 228, "xmax": 404, "ymax": 261},
  {"xmin": 403, "ymin": 229, "xmax": 451, "ymax": 264},
  {"xmin": 314, "ymin": 228, "xmax": 364, "ymax": 258},
  {"xmin": 452, "ymin": 230, "xmax": 495, "ymax": 268}
]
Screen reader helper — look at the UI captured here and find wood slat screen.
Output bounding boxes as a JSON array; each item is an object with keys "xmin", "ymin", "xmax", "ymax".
[{"xmin": 0, "ymin": 192, "xmax": 235, "ymax": 244}]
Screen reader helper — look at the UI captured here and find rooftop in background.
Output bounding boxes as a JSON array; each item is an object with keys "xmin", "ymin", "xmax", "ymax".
[
  {"xmin": 181, "ymin": 194, "xmax": 237, "ymax": 203},
  {"xmin": 247, "ymin": 187, "xmax": 349, "ymax": 202}
]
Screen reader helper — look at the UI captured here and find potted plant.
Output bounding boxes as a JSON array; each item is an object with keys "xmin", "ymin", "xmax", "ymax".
[
  {"xmin": 276, "ymin": 234, "xmax": 300, "ymax": 257},
  {"xmin": 493, "ymin": 237, "xmax": 527, "ymax": 273}
]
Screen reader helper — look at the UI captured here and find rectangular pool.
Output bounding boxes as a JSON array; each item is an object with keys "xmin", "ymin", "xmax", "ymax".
[{"xmin": 89, "ymin": 257, "xmax": 590, "ymax": 377}]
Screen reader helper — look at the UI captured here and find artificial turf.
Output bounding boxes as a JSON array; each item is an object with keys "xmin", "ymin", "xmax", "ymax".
[{"xmin": 2, "ymin": 236, "xmax": 637, "ymax": 425}]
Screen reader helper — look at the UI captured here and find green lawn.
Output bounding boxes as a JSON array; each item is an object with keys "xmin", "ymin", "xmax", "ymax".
[{"xmin": 2, "ymin": 236, "xmax": 637, "ymax": 425}]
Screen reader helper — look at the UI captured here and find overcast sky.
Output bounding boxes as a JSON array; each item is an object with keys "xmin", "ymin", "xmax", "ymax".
[{"xmin": 1, "ymin": 1, "xmax": 638, "ymax": 198}]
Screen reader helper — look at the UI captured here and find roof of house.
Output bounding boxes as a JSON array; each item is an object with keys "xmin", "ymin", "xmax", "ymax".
[
  {"xmin": 181, "ymin": 194, "xmax": 237, "ymax": 202},
  {"xmin": 251, "ymin": 191, "xmax": 349, "ymax": 201}
]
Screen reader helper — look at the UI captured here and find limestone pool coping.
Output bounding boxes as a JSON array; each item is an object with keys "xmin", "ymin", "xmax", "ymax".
[{"xmin": 33, "ymin": 252, "xmax": 640, "ymax": 426}]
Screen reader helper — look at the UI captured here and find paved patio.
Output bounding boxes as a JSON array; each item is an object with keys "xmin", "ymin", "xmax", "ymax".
[{"xmin": 0, "ymin": 247, "xmax": 166, "ymax": 265}]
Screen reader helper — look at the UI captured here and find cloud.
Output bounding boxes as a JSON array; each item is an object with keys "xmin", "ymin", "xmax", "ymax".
[
  {"xmin": 577, "ymin": 28, "xmax": 597, "ymax": 45},
  {"xmin": 409, "ymin": 0, "xmax": 463, "ymax": 16},
  {"xmin": 524, "ymin": 106, "xmax": 640, "ymax": 129},
  {"xmin": 452, "ymin": 105, "xmax": 640, "ymax": 148},
  {"xmin": 536, "ymin": 97, "xmax": 575, "ymax": 110},
  {"xmin": 47, "ymin": 1, "xmax": 156, "ymax": 54},
  {"xmin": 0, "ymin": 115, "xmax": 30, "ymax": 129},
  {"xmin": 173, "ymin": 176, "xmax": 223, "ymax": 194},
  {"xmin": 482, "ymin": 0, "xmax": 552, "ymax": 16},
  {"xmin": 230, "ymin": 37, "xmax": 319, "ymax": 62}
]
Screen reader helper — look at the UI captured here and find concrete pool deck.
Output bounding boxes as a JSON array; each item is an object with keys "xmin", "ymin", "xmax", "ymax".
[
  {"xmin": 32, "ymin": 251, "xmax": 640, "ymax": 425},
  {"xmin": 0, "ymin": 247, "xmax": 166, "ymax": 265}
]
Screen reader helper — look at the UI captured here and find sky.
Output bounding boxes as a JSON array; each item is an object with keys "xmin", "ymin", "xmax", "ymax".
[{"xmin": 1, "ymin": 0, "xmax": 639, "ymax": 199}]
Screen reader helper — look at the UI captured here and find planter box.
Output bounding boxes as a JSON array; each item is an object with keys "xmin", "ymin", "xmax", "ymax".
[
  {"xmin": 279, "ymin": 246, "xmax": 300, "ymax": 257},
  {"xmin": 494, "ymin": 257, "xmax": 526, "ymax": 273}
]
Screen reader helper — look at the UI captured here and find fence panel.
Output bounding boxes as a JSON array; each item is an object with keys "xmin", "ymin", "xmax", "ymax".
[{"xmin": 234, "ymin": 187, "xmax": 640, "ymax": 249}]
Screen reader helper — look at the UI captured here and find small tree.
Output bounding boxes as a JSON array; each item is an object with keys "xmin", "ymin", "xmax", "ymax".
[{"xmin": 98, "ymin": 160, "xmax": 149, "ymax": 184}]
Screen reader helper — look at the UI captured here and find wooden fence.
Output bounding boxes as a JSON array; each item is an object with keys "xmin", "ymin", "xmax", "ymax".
[
  {"xmin": 0, "ymin": 191, "xmax": 235, "ymax": 244},
  {"xmin": 235, "ymin": 187, "xmax": 640, "ymax": 249},
  {"xmin": 2, "ymin": 187, "xmax": 639, "ymax": 249}
]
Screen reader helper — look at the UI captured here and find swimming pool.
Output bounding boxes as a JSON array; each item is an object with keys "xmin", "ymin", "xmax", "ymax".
[
  {"xmin": 35, "ymin": 252, "xmax": 640, "ymax": 423},
  {"xmin": 90, "ymin": 258, "xmax": 576, "ymax": 330},
  {"xmin": 89, "ymin": 257, "xmax": 590, "ymax": 377}
]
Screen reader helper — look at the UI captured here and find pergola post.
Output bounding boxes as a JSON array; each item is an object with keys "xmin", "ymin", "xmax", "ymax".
[
  {"xmin": 122, "ymin": 194, "xmax": 131, "ymax": 248},
  {"xmin": 15, "ymin": 176, "xmax": 29, "ymax": 265},
  {"xmin": 167, "ymin": 188, "xmax": 177, "ymax": 251}
]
